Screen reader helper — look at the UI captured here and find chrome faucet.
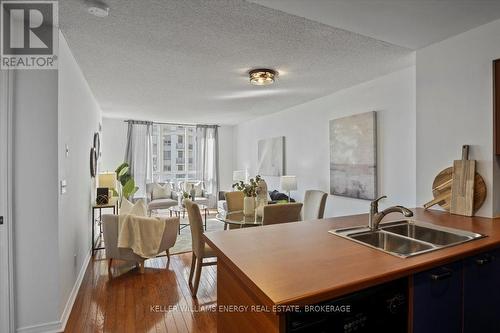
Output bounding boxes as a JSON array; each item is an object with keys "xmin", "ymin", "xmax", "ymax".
[{"xmin": 368, "ymin": 196, "xmax": 413, "ymax": 231}]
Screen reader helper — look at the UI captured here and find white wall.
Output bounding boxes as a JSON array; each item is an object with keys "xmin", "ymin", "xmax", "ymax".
[
  {"xmin": 233, "ymin": 66, "xmax": 416, "ymax": 217},
  {"xmin": 11, "ymin": 32, "xmax": 102, "ymax": 333},
  {"xmin": 416, "ymin": 18, "xmax": 500, "ymax": 217},
  {"xmin": 57, "ymin": 31, "xmax": 102, "ymax": 327},
  {"xmin": 12, "ymin": 70, "xmax": 60, "ymax": 329},
  {"xmin": 101, "ymin": 117, "xmax": 127, "ymax": 172}
]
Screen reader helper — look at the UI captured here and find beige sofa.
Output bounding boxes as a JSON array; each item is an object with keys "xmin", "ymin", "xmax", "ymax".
[{"xmin": 102, "ymin": 214, "xmax": 179, "ymax": 275}]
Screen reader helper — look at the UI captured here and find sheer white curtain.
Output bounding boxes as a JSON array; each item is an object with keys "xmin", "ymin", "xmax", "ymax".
[
  {"xmin": 195, "ymin": 125, "xmax": 219, "ymax": 201},
  {"xmin": 124, "ymin": 120, "xmax": 153, "ymax": 199}
]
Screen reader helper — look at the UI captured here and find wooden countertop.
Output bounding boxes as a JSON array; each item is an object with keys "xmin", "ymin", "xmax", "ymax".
[{"xmin": 204, "ymin": 208, "xmax": 500, "ymax": 307}]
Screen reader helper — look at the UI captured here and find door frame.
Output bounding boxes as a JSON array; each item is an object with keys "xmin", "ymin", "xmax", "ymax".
[{"xmin": 0, "ymin": 69, "xmax": 15, "ymax": 333}]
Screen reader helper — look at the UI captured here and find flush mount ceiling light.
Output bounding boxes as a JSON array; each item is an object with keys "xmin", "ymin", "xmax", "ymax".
[
  {"xmin": 249, "ymin": 69, "xmax": 278, "ymax": 86},
  {"xmin": 87, "ymin": 0, "xmax": 109, "ymax": 17}
]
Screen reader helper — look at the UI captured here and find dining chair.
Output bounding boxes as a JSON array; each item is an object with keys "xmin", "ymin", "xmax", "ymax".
[
  {"xmin": 225, "ymin": 191, "xmax": 244, "ymax": 212},
  {"xmin": 185, "ymin": 199, "xmax": 217, "ymax": 297},
  {"xmin": 224, "ymin": 191, "xmax": 245, "ymax": 230},
  {"xmin": 302, "ymin": 190, "xmax": 328, "ymax": 220},
  {"xmin": 262, "ymin": 203, "xmax": 303, "ymax": 225}
]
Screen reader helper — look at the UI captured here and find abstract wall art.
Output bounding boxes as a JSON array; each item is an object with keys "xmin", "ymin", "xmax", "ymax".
[
  {"xmin": 329, "ymin": 111, "xmax": 377, "ymax": 200},
  {"xmin": 257, "ymin": 136, "xmax": 285, "ymax": 177}
]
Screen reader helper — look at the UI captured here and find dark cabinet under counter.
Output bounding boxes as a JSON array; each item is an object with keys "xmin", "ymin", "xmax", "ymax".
[
  {"xmin": 286, "ymin": 278, "xmax": 408, "ymax": 333},
  {"xmin": 412, "ymin": 261, "xmax": 463, "ymax": 333},
  {"xmin": 463, "ymin": 248, "xmax": 500, "ymax": 333}
]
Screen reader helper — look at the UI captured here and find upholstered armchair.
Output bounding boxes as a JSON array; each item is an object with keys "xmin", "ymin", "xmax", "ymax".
[
  {"xmin": 102, "ymin": 214, "xmax": 179, "ymax": 276},
  {"xmin": 145, "ymin": 182, "xmax": 178, "ymax": 215},
  {"xmin": 179, "ymin": 180, "xmax": 209, "ymax": 206}
]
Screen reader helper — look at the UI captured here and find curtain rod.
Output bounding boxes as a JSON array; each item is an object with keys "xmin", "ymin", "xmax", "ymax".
[{"xmin": 124, "ymin": 119, "xmax": 219, "ymax": 127}]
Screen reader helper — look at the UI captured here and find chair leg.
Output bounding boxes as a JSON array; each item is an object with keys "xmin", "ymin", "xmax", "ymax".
[
  {"xmin": 191, "ymin": 257, "xmax": 203, "ymax": 297},
  {"xmin": 188, "ymin": 253, "xmax": 196, "ymax": 288},
  {"xmin": 107, "ymin": 259, "xmax": 113, "ymax": 277},
  {"xmin": 139, "ymin": 261, "xmax": 145, "ymax": 274},
  {"xmin": 166, "ymin": 249, "xmax": 171, "ymax": 266}
]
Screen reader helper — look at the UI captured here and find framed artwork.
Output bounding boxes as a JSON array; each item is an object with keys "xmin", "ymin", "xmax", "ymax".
[
  {"xmin": 90, "ymin": 147, "xmax": 97, "ymax": 178},
  {"xmin": 329, "ymin": 111, "xmax": 377, "ymax": 200},
  {"xmin": 257, "ymin": 136, "xmax": 285, "ymax": 176},
  {"xmin": 93, "ymin": 132, "xmax": 100, "ymax": 159}
]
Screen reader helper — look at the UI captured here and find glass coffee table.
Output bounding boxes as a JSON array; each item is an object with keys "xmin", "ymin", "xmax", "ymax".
[
  {"xmin": 215, "ymin": 210, "xmax": 263, "ymax": 229},
  {"xmin": 168, "ymin": 204, "xmax": 208, "ymax": 234}
]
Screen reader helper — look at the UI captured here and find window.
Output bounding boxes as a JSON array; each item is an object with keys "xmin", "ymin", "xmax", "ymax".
[{"xmin": 151, "ymin": 124, "xmax": 197, "ymax": 183}]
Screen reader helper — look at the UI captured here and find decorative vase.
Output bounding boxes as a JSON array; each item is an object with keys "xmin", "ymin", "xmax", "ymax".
[{"xmin": 243, "ymin": 196, "xmax": 256, "ymax": 217}]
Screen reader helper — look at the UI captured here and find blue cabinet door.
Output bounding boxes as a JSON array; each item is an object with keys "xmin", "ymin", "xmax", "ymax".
[
  {"xmin": 413, "ymin": 261, "xmax": 462, "ymax": 333},
  {"xmin": 463, "ymin": 249, "xmax": 500, "ymax": 333}
]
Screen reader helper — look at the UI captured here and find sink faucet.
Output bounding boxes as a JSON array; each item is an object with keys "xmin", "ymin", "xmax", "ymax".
[{"xmin": 368, "ymin": 196, "xmax": 413, "ymax": 231}]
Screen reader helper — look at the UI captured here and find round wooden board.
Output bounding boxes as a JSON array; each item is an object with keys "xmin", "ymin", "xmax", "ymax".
[{"xmin": 432, "ymin": 167, "xmax": 486, "ymax": 213}]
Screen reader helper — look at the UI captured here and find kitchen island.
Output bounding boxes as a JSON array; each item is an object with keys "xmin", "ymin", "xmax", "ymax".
[{"xmin": 204, "ymin": 208, "xmax": 500, "ymax": 333}]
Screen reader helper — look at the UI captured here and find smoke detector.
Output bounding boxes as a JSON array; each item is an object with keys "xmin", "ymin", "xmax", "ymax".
[{"xmin": 87, "ymin": 1, "xmax": 109, "ymax": 17}]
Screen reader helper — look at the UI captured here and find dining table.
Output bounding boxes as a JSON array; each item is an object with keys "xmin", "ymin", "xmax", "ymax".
[{"xmin": 215, "ymin": 210, "xmax": 263, "ymax": 229}]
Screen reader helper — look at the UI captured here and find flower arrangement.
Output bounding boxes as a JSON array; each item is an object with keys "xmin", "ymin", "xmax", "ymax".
[{"xmin": 232, "ymin": 175, "xmax": 262, "ymax": 197}]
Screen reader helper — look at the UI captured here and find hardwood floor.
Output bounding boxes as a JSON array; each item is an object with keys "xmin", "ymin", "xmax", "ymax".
[{"xmin": 65, "ymin": 250, "xmax": 217, "ymax": 333}]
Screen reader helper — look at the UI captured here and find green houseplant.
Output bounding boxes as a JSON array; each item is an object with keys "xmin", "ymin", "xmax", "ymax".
[{"xmin": 114, "ymin": 162, "xmax": 138, "ymax": 202}]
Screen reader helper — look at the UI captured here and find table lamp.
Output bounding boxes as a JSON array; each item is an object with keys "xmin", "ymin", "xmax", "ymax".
[
  {"xmin": 280, "ymin": 176, "xmax": 297, "ymax": 202},
  {"xmin": 98, "ymin": 172, "xmax": 117, "ymax": 204}
]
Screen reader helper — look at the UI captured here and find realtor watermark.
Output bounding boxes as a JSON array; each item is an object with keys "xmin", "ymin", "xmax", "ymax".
[
  {"xmin": 1, "ymin": 0, "xmax": 58, "ymax": 69},
  {"xmin": 149, "ymin": 304, "xmax": 352, "ymax": 314}
]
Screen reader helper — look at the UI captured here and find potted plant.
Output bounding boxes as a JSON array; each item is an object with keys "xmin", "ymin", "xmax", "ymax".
[
  {"xmin": 114, "ymin": 162, "xmax": 138, "ymax": 203},
  {"xmin": 181, "ymin": 191, "xmax": 189, "ymax": 207},
  {"xmin": 232, "ymin": 175, "xmax": 262, "ymax": 216}
]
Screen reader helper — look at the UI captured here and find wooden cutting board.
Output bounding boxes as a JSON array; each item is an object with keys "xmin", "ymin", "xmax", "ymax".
[
  {"xmin": 450, "ymin": 145, "xmax": 475, "ymax": 216},
  {"xmin": 427, "ymin": 167, "xmax": 486, "ymax": 213}
]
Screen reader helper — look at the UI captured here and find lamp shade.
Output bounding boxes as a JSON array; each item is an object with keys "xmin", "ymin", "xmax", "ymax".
[
  {"xmin": 98, "ymin": 172, "xmax": 117, "ymax": 190},
  {"xmin": 233, "ymin": 170, "xmax": 247, "ymax": 182},
  {"xmin": 280, "ymin": 176, "xmax": 297, "ymax": 192}
]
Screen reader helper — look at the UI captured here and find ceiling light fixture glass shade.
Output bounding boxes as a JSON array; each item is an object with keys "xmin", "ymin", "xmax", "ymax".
[{"xmin": 249, "ymin": 69, "xmax": 277, "ymax": 86}]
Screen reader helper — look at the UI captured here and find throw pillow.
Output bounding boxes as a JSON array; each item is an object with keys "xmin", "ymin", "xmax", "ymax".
[
  {"xmin": 120, "ymin": 198, "xmax": 148, "ymax": 217},
  {"xmin": 152, "ymin": 183, "xmax": 171, "ymax": 200},
  {"xmin": 193, "ymin": 182, "xmax": 203, "ymax": 197}
]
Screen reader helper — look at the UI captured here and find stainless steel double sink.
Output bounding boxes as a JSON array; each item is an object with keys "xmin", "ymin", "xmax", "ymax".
[{"xmin": 330, "ymin": 220, "xmax": 485, "ymax": 258}]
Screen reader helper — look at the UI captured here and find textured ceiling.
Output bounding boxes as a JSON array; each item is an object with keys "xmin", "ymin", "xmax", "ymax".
[
  {"xmin": 59, "ymin": 0, "xmax": 413, "ymax": 125},
  {"xmin": 249, "ymin": 0, "xmax": 500, "ymax": 49}
]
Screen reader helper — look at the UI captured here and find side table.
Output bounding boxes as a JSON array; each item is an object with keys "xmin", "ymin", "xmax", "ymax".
[{"xmin": 91, "ymin": 197, "xmax": 118, "ymax": 256}]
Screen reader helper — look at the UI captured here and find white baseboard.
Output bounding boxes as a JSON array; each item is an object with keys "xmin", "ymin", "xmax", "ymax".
[
  {"xmin": 16, "ymin": 321, "xmax": 61, "ymax": 333},
  {"xmin": 59, "ymin": 251, "xmax": 91, "ymax": 331},
  {"xmin": 16, "ymin": 251, "xmax": 91, "ymax": 333}
]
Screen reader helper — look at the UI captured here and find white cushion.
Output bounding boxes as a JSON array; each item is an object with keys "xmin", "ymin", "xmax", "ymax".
[
  {"xmin": 148, "ymin": 198, "xmax": 177, "ymax": 210},
  {"xmin": 152, "ymin": 183, "xmax": 171, "ymax": 200},
  {"xmin": 120, "ymin": 198, "xmax": 147, "ymax": 217},
  {"xmin": 193, "ymin": 182, "xmax": 203, "ymax": 196}
]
